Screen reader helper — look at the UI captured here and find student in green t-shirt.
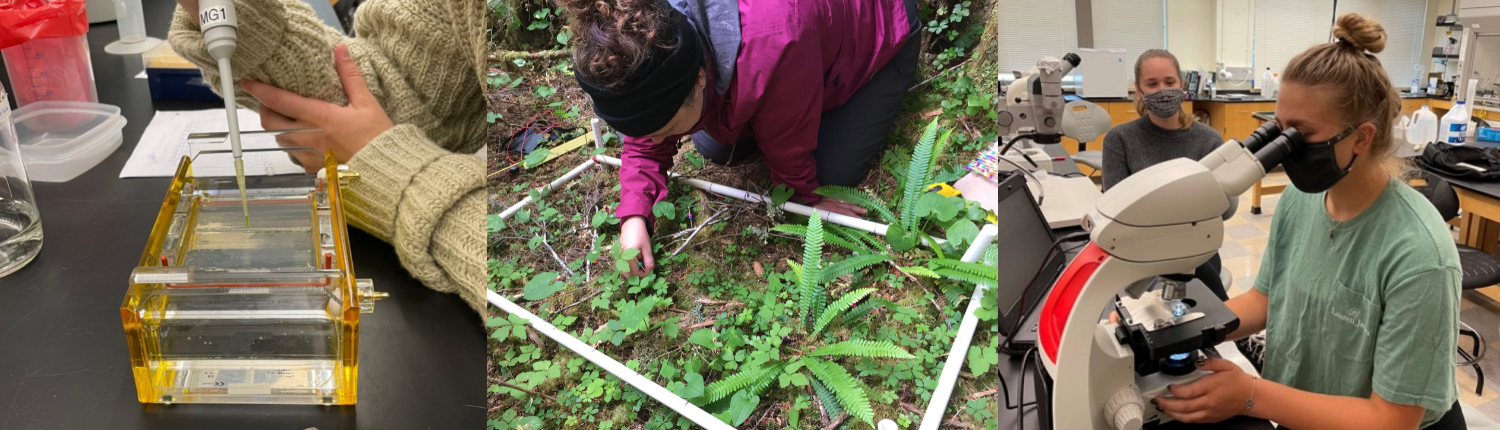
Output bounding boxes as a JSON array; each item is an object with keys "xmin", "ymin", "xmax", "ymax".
[{"xmin": 1152, "ymin": 13, "xmax": 1465, "ymax": 430}]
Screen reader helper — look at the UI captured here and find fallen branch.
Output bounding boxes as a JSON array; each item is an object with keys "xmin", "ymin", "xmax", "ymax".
[
  {"xmin": 820, "ymin": 413, "xmax": 850, "ymax": 430},
  {"xmin": 537, "ymin": 232, "xmax": 577, "ymax": 278},
  {"xmin": 685, "ymin": 319, "xmax": 718, "ymax": 330},
  {"xmin": 487, "ymin": 377, "xmax": 559, "ymax": 402},
  {"xmin": 556, "ymin": 288, "xmax": 601, "ymax": 314},
  {"xmin": 943, "ymin": 419, "xmax": 974, "ymax": 429},
  {"xmin": 964, "ymin": 388, "xmax": 998, "ymax": 400},
  {"xmin": 889, "ymin": 261, "xmax": 951, "ymax": 330},
  {"xmin": 900, "ymin": 402, "xmax": 923, "ymax": 415},
  {"xmin": 668, "ymin": 208, "xmax": 730, "ymax": 258},
  {"xmin": 489, "ymin": 49, "xmax": 573, "ymax": 62},
  {"xmin": 901, "ymin": 401, "xmax": 972, "ymax": 429},
  {"xmin": 814, "ymin": 387, "xmax": 832, "ymax": 424},
  {"xmin": 909, "ymin": 57, "xmax": 977, "ymax": 92}
]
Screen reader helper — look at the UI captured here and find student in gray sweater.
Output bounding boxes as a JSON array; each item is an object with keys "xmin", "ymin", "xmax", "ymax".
[
  {"xmin": 1102, "ymin": 50, "xmax": 1224, "ymax": 191},
  {"xmin": 1102, "ymin": 49, "xmax": 1231, "ymax": 301}
]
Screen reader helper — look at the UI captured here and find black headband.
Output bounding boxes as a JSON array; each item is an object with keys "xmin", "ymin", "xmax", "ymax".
[{"xmin": 574, "ymin": 9, "xmax": 702, "ymax": 137}]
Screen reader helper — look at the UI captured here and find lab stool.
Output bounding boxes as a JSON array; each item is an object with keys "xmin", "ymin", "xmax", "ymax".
[
  {"xmin": 1415, "ymin": 171, "xmax": 1497, "ymax": 395},
  {"xmin": 1072, "ymin": 150, "xmax": 1103, "ymax": 177}
]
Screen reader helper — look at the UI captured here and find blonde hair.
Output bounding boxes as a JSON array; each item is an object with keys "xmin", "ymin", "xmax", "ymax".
[
  {"xmin": 1282, "ymin": 13, "xmax": 1406, "ymax": 177},
  {"xmin": 1133, "ymin": 49, "xmax": 1194, "ymax": 130}
]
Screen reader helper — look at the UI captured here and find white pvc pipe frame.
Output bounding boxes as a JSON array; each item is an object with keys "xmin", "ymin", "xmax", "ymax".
[
  {"xmin": 919, "ymin": 223, "xmax": 998, "ymax": 430},
  {"xmin": 496, "ymin": 119, "xmax": 607, "ymax": 221},
  {"xmin": 590, "ymin": 154, "xmax": 945, "ymax": 247},
  {"xmin": 488, "ymin": 130, "xmax": 1003, "ymax": 428},
  {"xmin": 486, "ymin": 225, "xmax": 996, "ymax": 429}
]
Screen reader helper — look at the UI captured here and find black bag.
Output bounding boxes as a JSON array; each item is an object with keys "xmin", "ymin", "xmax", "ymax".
[{"xmin": 1417, "ymin": 143, "xmax": 1500, "ymax": 181}]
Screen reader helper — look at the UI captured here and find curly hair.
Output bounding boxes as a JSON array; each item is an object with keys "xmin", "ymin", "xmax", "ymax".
[{"xmin": 554, "ymin": 0, "xmax": 681, "ymax": 90}]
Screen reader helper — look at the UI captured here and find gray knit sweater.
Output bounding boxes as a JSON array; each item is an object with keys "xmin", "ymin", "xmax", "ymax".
[
  {"xmin": 1101, "ymin": 117, "xmax": 1224, "ymax": 191},
  {"xmin": 168, "ymin": 0, "xmax": 488, "ymax": 315}
]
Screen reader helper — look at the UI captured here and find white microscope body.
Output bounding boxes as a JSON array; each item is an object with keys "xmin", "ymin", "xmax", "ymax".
[{"xmin": 1034, "ymin": 122, "xmax": 1298, "ymax": 430}]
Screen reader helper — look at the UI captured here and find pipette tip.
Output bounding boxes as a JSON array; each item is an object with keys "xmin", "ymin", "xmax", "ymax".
[{"xmin": 235, "ymin": 158, "xmax": 248, "ymax": 228}]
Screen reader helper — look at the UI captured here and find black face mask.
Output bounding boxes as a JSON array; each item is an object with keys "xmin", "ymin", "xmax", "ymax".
[{"xmin": 1282, "ymin": 126, "xmax": 1358, "ymax": 193}]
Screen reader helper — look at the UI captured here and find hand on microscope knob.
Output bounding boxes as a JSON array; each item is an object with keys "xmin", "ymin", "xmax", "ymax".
[
  {"xmin": 245, "ymin": 44, "xmax": 394, "ymax": 173},
  {"xmin": 1152, "ymin": 358, "xmax": 1254, "ymax": 424}
]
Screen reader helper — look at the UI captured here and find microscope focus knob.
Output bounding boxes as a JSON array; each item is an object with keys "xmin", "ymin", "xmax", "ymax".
[{"xmin": 1104, "ymin": 387, "xmax": 1145, "ymax": 430}]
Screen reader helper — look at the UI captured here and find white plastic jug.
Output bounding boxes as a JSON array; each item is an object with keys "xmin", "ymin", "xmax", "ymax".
[
  {"xmin": 1410, "ymin": 105, "xmax": 1439, "ymax": 145},
  {"xmin": 1441, "ymin": 100, "xmax": 1470, "ymax": 145}
]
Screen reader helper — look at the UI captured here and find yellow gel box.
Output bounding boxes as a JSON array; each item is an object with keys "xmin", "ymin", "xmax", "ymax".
[{"xmin": 120, "ymin": 151, "xmax": 384, "ymax": 405}]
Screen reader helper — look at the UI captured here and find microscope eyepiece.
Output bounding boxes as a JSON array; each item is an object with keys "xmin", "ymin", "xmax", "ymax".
[{"xmin": 1063, "ymin": 52, "xmax": 1081, "ymax": 67}]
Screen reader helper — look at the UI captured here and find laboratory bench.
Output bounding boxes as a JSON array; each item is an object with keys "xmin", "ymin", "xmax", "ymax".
[{"xmin": 0, "ymin": 3, "xmax": 485, "ymax": 429}]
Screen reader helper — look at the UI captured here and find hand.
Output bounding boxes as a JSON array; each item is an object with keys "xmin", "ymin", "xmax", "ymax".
[
  {"xmin": 243, "ymin": 44, "xmax": 393, "ymax": 173},
  {"xmin": 619, "ymin": 216, "xmax": 656, "ymax": 278},
  {"xmin": 812, "ymin": 197, "xmax": 868, "ymax": 218},
  {"xmin": 1154, "ymin": 358, "xmax": 1255, "ymax": 424}
]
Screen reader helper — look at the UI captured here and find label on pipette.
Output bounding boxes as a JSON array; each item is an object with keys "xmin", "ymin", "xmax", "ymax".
[{"xmin": 200, "ymin": 6, "xmax": 233, "ymax": 28}]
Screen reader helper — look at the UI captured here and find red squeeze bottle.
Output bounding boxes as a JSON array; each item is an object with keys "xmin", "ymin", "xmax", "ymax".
[{"xmin": 0, "ymin": 0, "xmax": 97, "ymax": 109}]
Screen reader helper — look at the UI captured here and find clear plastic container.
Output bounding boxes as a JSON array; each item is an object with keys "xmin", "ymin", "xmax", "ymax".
[
  {"xmin": 9, "ymin": 102, "xmax": 125, "ymax": 182},
  {"xmin": 1, "ymin": 34, "xmax": 98, "ymax": 107}
]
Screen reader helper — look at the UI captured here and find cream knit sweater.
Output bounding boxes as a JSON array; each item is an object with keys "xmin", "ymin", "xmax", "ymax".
[{"xmin": 168, "ymin": 0, "xmax": 488, "ymax": 315}]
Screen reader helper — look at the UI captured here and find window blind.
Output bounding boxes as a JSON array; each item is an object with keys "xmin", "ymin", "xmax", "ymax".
[
  {"xmin": 1334, "ymin": 0, "xmax": 1430, "ymax": 88},
  {"xmin": 1091, "ymin": 0, "xmax": 1166, "ymax": 80},
  {"xmin": 1252, "ymin": 0, "xmax": 1337, "ymax": 81},
  {"xmin": 998, "ymin": 1, "xmax": 1079, "ymax": 74}
]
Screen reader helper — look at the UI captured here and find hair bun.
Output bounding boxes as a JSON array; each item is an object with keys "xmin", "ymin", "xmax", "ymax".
[{"xmin": 1333, "ymin": 13, "xmax": 1387, "ymax": 54}]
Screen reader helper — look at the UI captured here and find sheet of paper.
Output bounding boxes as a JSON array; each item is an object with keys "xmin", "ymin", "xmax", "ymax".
[{"xmin": 121, "ymin": 109, "xmax": 305, "ymax": 178}]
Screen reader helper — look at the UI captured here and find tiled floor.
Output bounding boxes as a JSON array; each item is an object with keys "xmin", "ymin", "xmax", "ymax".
[{"xmin": 1227, "ymin": 172, "xmax": 1500, "ymax": 420}]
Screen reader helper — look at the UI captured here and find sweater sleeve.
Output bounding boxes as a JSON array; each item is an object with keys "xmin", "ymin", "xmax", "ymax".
[
  {"xmin": 1101, "ymin": 129, "xmax": 1128, "ymax": 191},
  {"xmin": 169, "ymin": 0, "xmax": 379, "ymax": 116},
  {"xmin": 169, "ymin": 0, "xmax": 490, "ymax": 316},
  {"xmin": 348, "ymin": 125, "xmax": 487, "ymax": 315}
]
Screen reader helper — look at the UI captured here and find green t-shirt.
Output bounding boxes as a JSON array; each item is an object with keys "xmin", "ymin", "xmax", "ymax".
[{"xmin": 1254, "ymin": 178, "xmax": 1460, "ymax": 428}]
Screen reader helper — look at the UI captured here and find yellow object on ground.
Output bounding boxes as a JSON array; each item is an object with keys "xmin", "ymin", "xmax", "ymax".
[{"xmin": 927, "ymin": 183, "xmax": 961, "ymax": 197}]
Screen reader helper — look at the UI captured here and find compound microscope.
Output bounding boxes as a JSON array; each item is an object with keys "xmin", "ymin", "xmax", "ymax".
[{"xmin": 1002, "ymin": 55, "xmax": 1306, "ymax": 430}]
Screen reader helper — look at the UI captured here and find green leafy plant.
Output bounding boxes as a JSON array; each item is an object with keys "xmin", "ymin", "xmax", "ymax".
[
  {"xmin": 925, "ymin": 258, "xmax": 998, "ymax": 288},
  {"xmin": 522, "ymin": 271, "xmax": 567, "ymax": 300},
  {"xmin": 527, "ymin": 7, "xmax": 554, "ymax": 30},
  {"xmin": 522, "ymin": 148, "xmax": 552, "ymax": 168},
  {"xmin": 613, "ymin": 246, "xmax": 641, "ymax": 274},
  {"xmin": 698, "ymin": 212, "xmax": 910, "ymax": 427},
  {"xmin": 488, "ymin": 409, "xmax": 543, "ymax": 430}
]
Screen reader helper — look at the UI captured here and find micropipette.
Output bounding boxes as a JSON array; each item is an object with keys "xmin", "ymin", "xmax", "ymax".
[{"xmin": 197, "ymin": 0, "xmax": 249, "ymax": 227}]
